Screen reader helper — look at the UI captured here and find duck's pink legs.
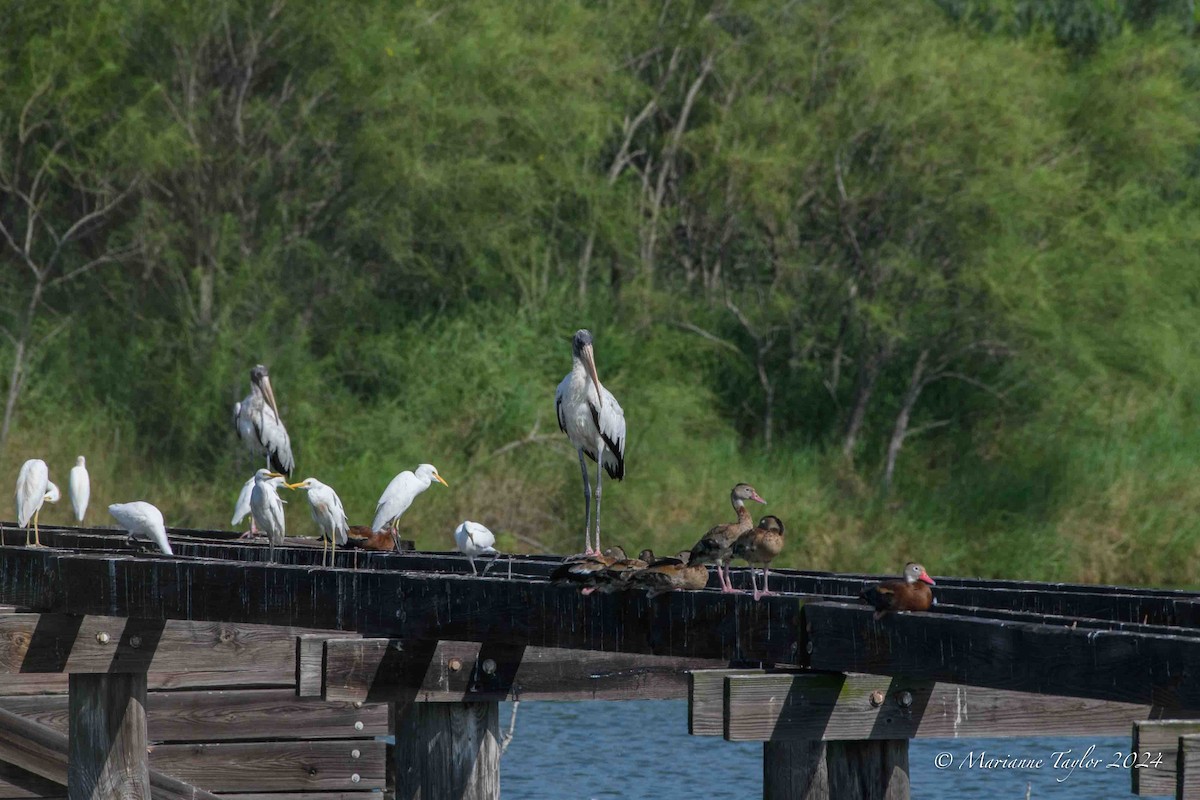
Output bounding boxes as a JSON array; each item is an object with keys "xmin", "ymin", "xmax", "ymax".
[{"xmin": 718, "ymin": 562, "xmax": 741, "ymax": 594}]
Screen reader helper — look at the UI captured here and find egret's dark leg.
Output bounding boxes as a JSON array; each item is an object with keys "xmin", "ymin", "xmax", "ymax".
[
  {"xmin": 481, "ymin": 551, "xmax": 502, "ymax": 577},
  {"xmin": 576, "ymin": 449, "xmax": 592, "ymax": 554},
  {"xmin": 593, "ymin": 436, "xmax": 604, "ymax": 554},
  {"xmin": 748, "ymin": 566, "xmax": 760, "ymax": 601}
]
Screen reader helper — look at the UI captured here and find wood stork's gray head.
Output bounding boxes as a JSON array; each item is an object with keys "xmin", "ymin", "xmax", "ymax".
[
  {"xmin": 249, "ymin": 364, "xmax": 282, "ymax": 421},
  {"xmin": 571, "ymin": 329, "xmax": 605, "ymax": 406},
  {"xmin": 416, "ymin": 464, "xmax": 449, "ymax": 487}
]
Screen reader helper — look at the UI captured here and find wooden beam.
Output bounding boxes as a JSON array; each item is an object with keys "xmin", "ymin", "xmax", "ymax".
[
  {"xmin": 688, "ymin": 668, "xmax": 766, "ymax": 736},
  {"xmin": 393, "ymin": 702, "xmax": 499, "ymax": 800},
  {"xmin": 148, "ymin": 742, "xmax": 385, "ymax": 792},
  {"xmin": 0, "ymin": 706, "xmax": 218, "ymax": 800},
  {"xmin": 763, "ymin": 739, "xmax": 909, "ymax": 800},
  {"xmin": 18, "ymin": 528, "xmax": 1200, "ymax": 625},
  {"xmin": 297, "ymin": 634, "xmax": 350, "ymax": 698},
  {"xmin": 0, "ymin": 690, "xmax": 387, "ymax": 742},
  {"xmin": 723, "ymin": 673, "xmax": 1156, "ymax": 741},
  {"xmin": 1132, "ymin": 720, "xmax": 1200, "ymax": 796},
  {"xmin": 1179, "ymin": 734, "xmax": 1200, "ymax": 799},
  {"xmin": 68, "ymin": 674, "xmax": 151, "ymax": 800},
  {"xmin": 0, "ymin": 613, "xmax": 319, "ymax": 681},
  {"xmin": 0, "ymin": 548, "xmax": 806, "ymax": 662},
  {"xmin": 804, "ymin": 601, "xmax": 1200, "ymax": 710},
  {"xmin": 322, "ymin": 638, "xmax": 732, "ymax": 703}
]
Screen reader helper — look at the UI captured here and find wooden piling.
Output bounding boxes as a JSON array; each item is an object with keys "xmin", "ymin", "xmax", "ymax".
[
  {"xmin": 68, "ymin": 673, "xmax": 151, "ymax": 800},
  {"xmin": 764, "ymin": 739, "xmax": 909, "ymax": 800},
  {"xmin": 392, "ymin": 702, "xmax": 500, "ymax": 800}
]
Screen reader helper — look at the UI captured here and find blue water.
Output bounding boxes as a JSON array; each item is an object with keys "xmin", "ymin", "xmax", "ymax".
[{"xmin": 500, "ymin": 701, "xmax": 1131, "ymax": 799}]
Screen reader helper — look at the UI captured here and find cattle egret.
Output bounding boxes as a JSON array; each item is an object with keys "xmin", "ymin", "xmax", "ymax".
[
  {"xmin": 68, "ymin": 456, "xmax": 89, "ymax": 523},
  {"xmin": 250, "ymin": 468, "xmax": 289, "ymax": 562},
  {"xmin": 108, "ymin": 501, "xmax": 173, "ymax": 555},
  {"xmin": 288, "ymin": 477, "xmax": 349, "ymax": 567},
  {"xmin": 371, "ymin": 464, "xmax": 448, "ymax": 551}
]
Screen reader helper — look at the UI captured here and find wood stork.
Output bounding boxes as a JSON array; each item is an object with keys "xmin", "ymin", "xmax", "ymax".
[
  {"xmin": 288, "ymin": 477, "xmax": 349, "ymax": 567},
  {"xmin": 555, "ymin": 329, "xmax": 626, "ymax": 555},
  {"xmin": 234, "ymin": 364, "xmax": 295, "ymax": 477},
  {"xmin": 688, "ymin": 483, "xmax": 766, "ymax": 594},
  {"xmin": 250, "ymin": 468, "xmax": 289, "ymax": 562},
  {"xmin": 108, "ymin": 501, "xmax": 173, "ymax": 555},
  {"xmin": 68, "ymin": 456, "xmax": 89, "ymax": 523},
  {"xmin": 454, "ymin": 520, "xmax": 501, "ymax": 575},
  {"xmin": 371, "ymin": 464, "xmax": 448, "ymax": 551},
  {"xmin": 231, "ymin": 474, "xmax": 257, "ymax": 537},
  {"xmin": 15, "ymin": 459, "xmax": 53, "ymax": 547}
]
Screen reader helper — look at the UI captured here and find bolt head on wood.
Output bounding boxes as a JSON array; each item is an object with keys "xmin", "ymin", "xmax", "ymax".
[
  {"xmin": 354, "ymin": 721, "xmax": 364, "ymax": 731},
  {"xmin": 897, "ymin": 690, "xmax": 913, "ymax": 708},
  {"xmin": 351, "ymin": 774, "xmax": 361, "ymax": 784},
  {"xmin": 351, "ymin": 749, "xmax": 360, "ymax": 758},
  {"xmin": 448, "ymin": 658, "xmax": 463, "ymax": 672},
  {"xmin": 129, "ymin": 635, "xmax": 141, "ymax": 648},
  {"xmin": 482, "ymin": 658, "xmax": 497, "ymax": 675},
  {"xmin": 869, "ymin": 689, "xmax": 885, "ymax": 707},
  {"xmin": 96, "ymin": 632, "xmax": 110, "ymax": 644}
]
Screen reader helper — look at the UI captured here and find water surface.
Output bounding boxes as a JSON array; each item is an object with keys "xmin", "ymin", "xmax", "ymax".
[{"xmin": 500, "ymin": 700, "xmax": 1131, "ymax": 799}]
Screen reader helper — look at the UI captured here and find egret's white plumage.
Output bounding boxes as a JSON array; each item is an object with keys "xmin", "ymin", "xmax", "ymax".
[
  {"xmin": 108, "ymin": 501, "xmax": 173, "ymax": 555},
  {"xmin": 231, "ymin": 475, "xmax": 256, "ymax": 530},
  {"xmin": 15, "ymin": 459, "xmax": 50, "ymax": 547},
  {"xmin": 250, "ymin": 468, "xmax": 289, "ymax": 562},
  {"xmin": 555, "ymin": 329, "xmax": 626, "ymax": 554},
  {"xmin": 288, "ymin": 477, "xmax": 348, "ymax": 567},
  {"xmin": 44, "ymin": 481, "xmax": 60, "ymax": 504},
  {"xmin": 68, "ymin": 456, "xmax": 89, "ymax": 523},
  {"xmin": 234, "ymin": 364, "xmax": 295, "ymax": 476},
  {"xmin": 454, "ymin": 520, "xmax": 500, "ymax": 575},
  {"xmin": 370, "ymin": 464, "xmax": 448, "ymax": 549}
]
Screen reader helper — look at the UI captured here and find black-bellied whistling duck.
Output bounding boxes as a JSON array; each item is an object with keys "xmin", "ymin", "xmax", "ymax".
[
  {"xmin": 550, "ymin": 546, "xmax": 627, "ymax": 594},
  {"xmin": 688, "ymin": 483, "xmax": 767, "ymax": 593},
  {"xmin": 593, "ymin": 549, "xmax": 650, "ymax": 593},
  {"xmin": 731, "ymin": 515, "xmax": 785, "ymax": 601},
  {"xmin": 632, "ymin": 550, "xmax": 708, "ymax": 598},
  {"xmin": 860, "ymin": 562, "xmax": 936, "ymax": 620},
  {"xmin": 345, "ymin": 525, "xmax": 398, "ymax": 551}
]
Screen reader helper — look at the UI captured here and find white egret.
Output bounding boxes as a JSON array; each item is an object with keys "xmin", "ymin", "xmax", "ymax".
[
  {"xmin": 68, "ymin": 456, "xmax": 89, "ymax": 523},
  {"xmin": 15, "ymin": 459, "xmax": 52, "ymax": 547},
  {"xmin": 555, "ymin": 329, "xmax": 626, "ymax": 555},
  {"xmin": 231, "ymin": 475, "xmax": 258, "ymax": 537},
  {"xmin": 454, "ymin": 520, "xmax": 500, "ymax": 575},
  {"xmin": 108, "ymin": 501, "xmax": 173, "ymax": 555},
  {"xmin": 250, "ymin": 468, "xmax": 289, "ymax": 562},
  {"xmin": 287, "ymin": 477, "xmax": 348, "ymax": 567},
  {"xmin": 44, "ymin": 481, "xmax": 60, "ymax": 504},
  {"xmin": 371, "ymin": 464, "xmax": 448, "ymax": 551},
  {"xmin": 234, "ymin": 364, "xmax": 295, "ymax": 476}
]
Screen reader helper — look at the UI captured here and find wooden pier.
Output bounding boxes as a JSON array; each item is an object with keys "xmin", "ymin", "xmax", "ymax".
[{"xmin": 0, "ymin": 523, "xmax": 1195, "ymax": 799}]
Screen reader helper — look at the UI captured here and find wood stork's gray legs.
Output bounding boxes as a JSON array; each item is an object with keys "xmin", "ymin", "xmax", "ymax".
[
  {"xmin": 576, "ymin": 449, "xmax": 592, "ymax": 554},
  {"xmin": 268, "ymin": 539, "xmax": 276, "ymax": 564},
  {"xmin": 594, "ymin": 436, "xmax": 604, "ymax": 555}
]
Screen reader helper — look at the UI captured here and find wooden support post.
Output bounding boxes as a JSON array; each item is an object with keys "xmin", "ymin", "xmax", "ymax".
[
  {"xmin": 68, "ymin": 673, "xmax": 151, "ymax": 800},
  {"xmin": 763, "ymin": 739, "xmax": 909, "ymax": 800},
  {"xmin": 392, "ymin": 701, "xmax": 500, "ymax": 800}
]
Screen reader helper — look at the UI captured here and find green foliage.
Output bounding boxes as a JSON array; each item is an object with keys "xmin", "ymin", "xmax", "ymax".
[{"xmin": 3, "ymin": 0, "xmax": 1200, "ymax": 587}]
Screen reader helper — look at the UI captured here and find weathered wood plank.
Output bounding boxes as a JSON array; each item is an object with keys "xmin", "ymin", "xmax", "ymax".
[
  {"xmin": 805, "ymin": 602, "xmax": 1200, "ymax": 711},
  {"xmin": 323, "ymin": 638, "xmax": 732, "ymax": 703},
  {"xmin": 0, "ymin": 761, "xmax": 65, "ymax": 799},
  {"xmin": 19, "ymin": 527, "xmax": 1200, "ymax": 625},
  {"xmin": 0, "ymin": 706, "xmax": 219, "ymax": 800},
  {"xmin": 763, "ymin": 739, "xmax": 909, "ymax": 800},
  {"xmin": 393, "ymin": 702, "xmax": 499, "ymax": 800},
  {"xmin": 1179, "ymin": 734, "xmax": 1200, "ymax": 799},
  {"xmin": 0, "ymin": 613, "xmax": 318, "ymax": 679},
  {"xmin": 688, "ymin": 668, "xmax": 767, "ymax": 736},
  {"xmin": 0, "ymin": 670, "xmax": 295, "ymax": 695},
  {"xmin": 0, "ymin": 690, "xmax": 387, "ymax": 742},
  {"xmin": 149, "ymin": 742, "xmax": 385, "ymax": 792},
  {"xmin": 0, "ymin": 549, "xmax": 806, "ymax": 663},
  {"xmin": 68, "ymin": 673, "xmax": 151, "ymax": 800},
  {"xmin": 724, "ymin": 673, "xmax": 1156, "ymax": 741},
  {"xmin": 297, "ymin": 634, "xmax": 350, "ymax": 698},
  {"xmin": 1132, "ymin": 720, "xmax": 1200, "ymax": 796}
]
